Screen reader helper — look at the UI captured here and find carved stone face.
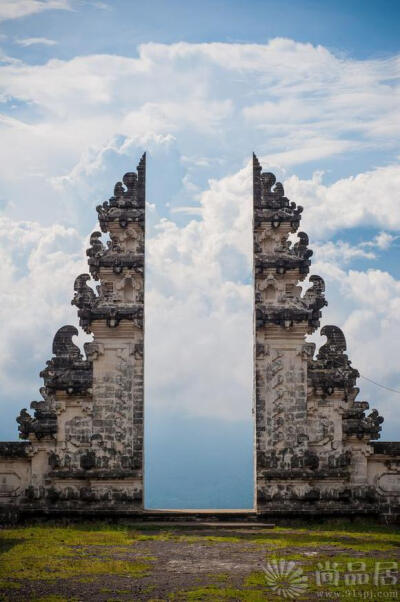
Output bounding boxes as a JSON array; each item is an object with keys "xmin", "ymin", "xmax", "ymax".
[
  {"xmin": 109, "ymin": 225, "xmax": 141, "ymax": 253},
  {"xmin": 255, "ymin": 228, "xmax": 282, "ymax": 254}
]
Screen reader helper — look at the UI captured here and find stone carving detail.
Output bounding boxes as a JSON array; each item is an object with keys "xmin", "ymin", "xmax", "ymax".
[
  {"xmin": 96, "ymin": 153, "xmax": 146, "ymax": 232},
  {"xmin": 253, "ymin": 155, "xmax": 303, "ymax": 229},
  {"xmin": 17, "ymin": 324, "xmax": 93, "ymax": 441},
  {"xmin": 41, "ymin": 326, "xmax": 92, "ymax": 395},
  {"xmin": 17, "ymin": 388, "xmax": 57, "ymax": 440},
  {"xmin": 253, "ymin": 153, "xmax": 399, "ymax": 516},
  {"xmin": 71, "ymin": 156, "xmax": 146, "ymax": 335},
  {"xmin": 308, "ymin": 325, "xmax": 359, "ymax": 398},
  {"xmin": 343, "ymin": 406, "xmax": 384, "ymax": 440},
  {"xmin": 377, "ymin": 474, "xmax": 400, "ymax": 495},
  {"xmin": 5, "ymin": 154, "xmax": 146, "ymax": 510}
]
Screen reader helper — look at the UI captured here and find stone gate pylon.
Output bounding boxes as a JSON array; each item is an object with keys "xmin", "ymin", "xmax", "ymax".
[
  {"xmin": 0, "ymin": 154, "xmax": 146, "ymax": 514},
  {"xmin": 253, "ymin": 153, "xmax": 400, "ymax": 518}
]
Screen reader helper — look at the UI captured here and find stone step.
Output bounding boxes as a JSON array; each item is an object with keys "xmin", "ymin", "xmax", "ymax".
[
  {"xmin": 138, "ymin": 509, "xmax": 273, "ymax": 526},
  {"xmin": 135, "ymin": 520, "xmax": 275, "ymax": 528}
]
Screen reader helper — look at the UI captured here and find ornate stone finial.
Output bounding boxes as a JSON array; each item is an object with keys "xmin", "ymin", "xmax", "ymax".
[
  {"xmin": 122, "ymin": 172, "xmax": 137, "ymax": 195},
  {"xmin": 40, "ymin": 325, "xmax": 92, "ymax": 395},
  {"xmin": 86, "ymin": 232, "xmax": 104, "ymax": 258},
  {"xmin": 52, "ymin": 325, "xmax": 82, "ymax": 359},
  {"xmin": 261, "ymin": 172, "xmax": 276, "ymax": 193},
  {"xmin": 114, "ymin": 182, "xmax": 124, "ymax": 198},
  {"xmin": 294, "ymin": 232, "xmax": 312, "ymax": 259},
  {"xmin": 17, "ymin": 409, "xmax": 33, "ymax": 439},
  {"xmin": 309, "ymin": 324, "xmax": 359, "ymax": 398},
  {"xmin": 71, "ymin": 274, "xmax": 96, "ymax": 310},
  {"xmin": 252, "ymin": 154, "xmax": 303, "ymax": 228},
  {"xmin": 305, "ymin": 275, "xmax": 326, "ymax": 306},
  {"xmin": 318, "ymin": 325, "xmax": 347, "ymax": 359},
  {"xmin": 96, "ymin": 152, "xmax": 146, "ymax": 232},
  {"xmin": 343, "ymin": 406, "xmax": 384, "ymax": 440},
  {"xmin": 303, "ymin": 275, "xmax": 327, "ymax": 327},
  {"xmin": 253, "ymin": 153, "xmax": 262, "ymax": 206},
  {"xmin": 17, "ymin": 387, "xmax": 57, "ymax": 440},
  {"xmin": 137, "ymin": 151, "xmax": 146, "ymax": 206}
]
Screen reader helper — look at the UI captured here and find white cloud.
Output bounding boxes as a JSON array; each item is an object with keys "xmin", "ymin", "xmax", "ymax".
[
  {"xmin": 285, "ymin": 165, "xmax": 400, "ymax": 238},
  {"xmin": 308, "ymin": 258, "xmax": 400, "ymax": 436},
  {"xmin": 145, "ymin": 165, "xmax": 253, "ymax": 420},
  {"xmin": 0, "ymin": 38, "xmax": 398, "ymax": 195},
  {"xmin": 123, "ymin": 100, "xmax": 233, "ymax": 137},
  {"xmin": 0, "ymin": 0, "xmax": 71, "ymax": 22},
  {"xmin": 16, "ymin": 37, "xmax": 58, "ymax": 46},
  {"xmin": 0, "ymin": 216, "xmax": 87, "ymax": 392},
  {"xmin": 313, "ymin": 240, "xmax": 376, "ymax": 263},
  {"xmin": 0, "ymin": 38, "xmax": 400, "ymax": 439},
  {"xmin": 362, "ymin": 231, "xmax": 398, "ymax": 250}
]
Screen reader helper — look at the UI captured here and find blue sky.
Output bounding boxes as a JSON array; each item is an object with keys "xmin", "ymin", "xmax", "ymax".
[
  {"xmin": 3, "ymin": 0, "xmax": 400, "ymax": 60},
  {"xmin": 0, "ymin": 0, "xmax": 400, "ymax": 508}
]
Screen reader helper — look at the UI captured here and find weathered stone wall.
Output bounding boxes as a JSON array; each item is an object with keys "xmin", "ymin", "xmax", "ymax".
[
  {"xmin": 253, "ymin": 154, "xmax": 400, "ymax": 519},
  {"xmin": 0, "ymin": 443, "xmax": 31, "ymax": 504}
]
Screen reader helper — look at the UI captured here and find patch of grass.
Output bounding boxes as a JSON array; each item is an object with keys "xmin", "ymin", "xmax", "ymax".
[
  {"xmin": 131, "ymin": 529, "xmax": 175, "ymax": 542},
  {"xmin": 170, "ymin": 586, "xmax": 266, "ymax": 601},
  {"xmin": 243, "ymin": 572, "xmax": 265, "ymax": 588},
  {"xmin": 250, "ymin": 529, "xmax": 400, "ymax": 552},
  {"xmin": 0, "ymin": 526, "xmax": 152, "ymax": 583},
  {"xmin": 207, "ymin": 572, "xmax": 230, "ymax": 582},
  {"xmin": 130, "ymin": 520, "xmax": 400, "ymax": 552}
]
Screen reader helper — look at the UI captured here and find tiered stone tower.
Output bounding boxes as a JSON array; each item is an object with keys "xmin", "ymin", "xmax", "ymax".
[
  {"xmin": 5, "ymin": 154, "xmax": 146, "ymax": 512},
  {"xmin": 253, "ymin": 154, "xmax": 399, "ymax": 517}
]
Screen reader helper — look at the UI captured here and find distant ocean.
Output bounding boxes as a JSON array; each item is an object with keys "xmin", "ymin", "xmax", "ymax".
[{"xmin": 145, "ymin": 409, "xmax": 254, "ymax": 509}]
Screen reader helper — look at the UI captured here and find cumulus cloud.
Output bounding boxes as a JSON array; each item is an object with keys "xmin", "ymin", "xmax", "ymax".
[
  {"xmin": 145, "ymin": 167, "xmax": 253, "ymax": 419},
  {"xmin": 144, "ymin": 164, "xmax": 400, "ymax": 431},
  {"xmin": 0, "ymin": 217, "xmax": 87, "ymax": 388},
  {"xmin": 0, "ymin": 38, "xmax": 399, "ymax": 224},
  {"xmin": 312, "ymin": 263, "xmax": 400, "ymax": 437},
  {"xmin": 363, "ymin": 231, "xmax": 399, "ymax": 250},
  {"xmin": 285, "ymin": 165, "xmax": 400, "ymax": 238},
  {"xmin": 313, "ymin": 240, "xmax": 376, "ymax": 263},
  {"xmin": 0, "ymin": 38, "xmax": 400, "ymax": 440}
]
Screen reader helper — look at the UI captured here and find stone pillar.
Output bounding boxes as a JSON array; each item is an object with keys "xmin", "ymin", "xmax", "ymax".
[
  {"xmin": 253, "ymin": 154, "xmax": 326, "ymax": 511},
  {"xmin": 72, "ymin": 153, "xmax": 146, "ymax": 507}
]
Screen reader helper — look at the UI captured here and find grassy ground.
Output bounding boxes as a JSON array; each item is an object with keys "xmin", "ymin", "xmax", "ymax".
[{"xmin": 0, "ymin": 519, "xmax": 399, "ymax": 601}]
